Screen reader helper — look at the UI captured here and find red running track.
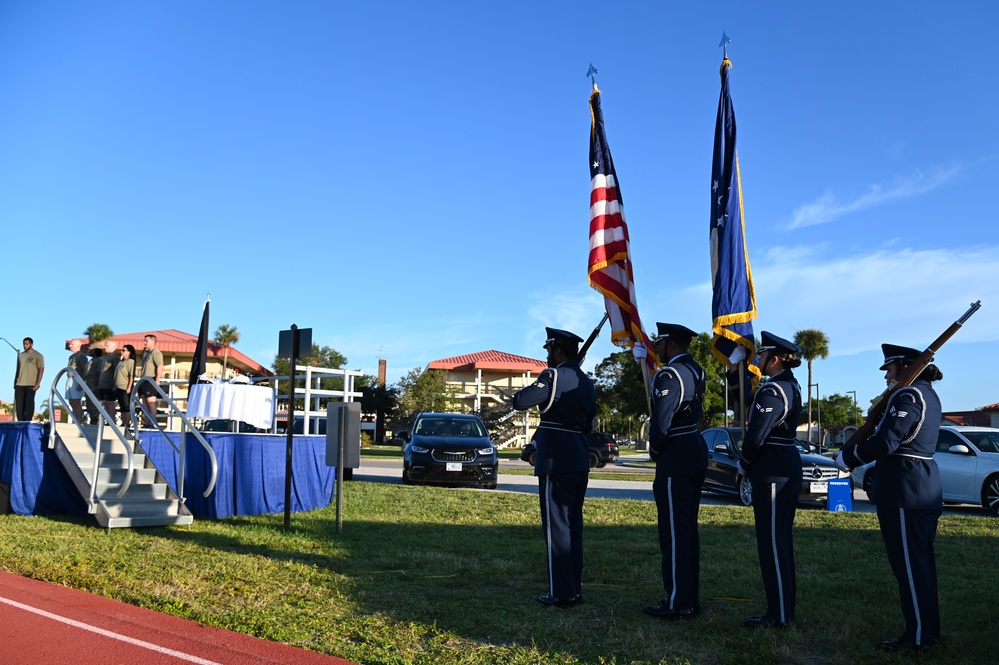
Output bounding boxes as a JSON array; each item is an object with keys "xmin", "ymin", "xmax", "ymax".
[{"xmin": 0, "ymin": 572, "xmax": 358, "ymax": 664}]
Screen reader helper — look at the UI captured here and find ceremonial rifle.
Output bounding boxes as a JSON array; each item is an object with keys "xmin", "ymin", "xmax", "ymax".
[
  {"xmin": 577, "ymin": 312, "xmax": 609, "ymax": 363},
  {"xmin": 841, "ymin": 300, "xmax": 981, "ymax": 451}
]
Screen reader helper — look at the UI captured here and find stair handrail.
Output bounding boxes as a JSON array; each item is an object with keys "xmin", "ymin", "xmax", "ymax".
[
  {"xmin": 129, "ymin": 377, "xmax": 218, "ymax": 498},
  {"xmin": 47, "ymin": 367, "xmax": 135, "ymax": 499}
]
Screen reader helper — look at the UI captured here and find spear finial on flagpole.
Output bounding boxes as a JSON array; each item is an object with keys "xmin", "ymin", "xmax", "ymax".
[
  {"xmin": 586, "ymin": 62, "xmax": 599, "ymax": 91},
  {"xmin": 719, "ymin": 31, "xmax": 732, "ymax": 59}
]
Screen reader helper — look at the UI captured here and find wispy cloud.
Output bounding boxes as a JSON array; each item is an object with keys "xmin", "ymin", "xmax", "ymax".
[
  {"xmin": 748, "ymin": 244, "xmax": 998, "ymax": 354},
  {"xmin": 787, "ymin": 164, "xmax": 962, "ymax": 229}
]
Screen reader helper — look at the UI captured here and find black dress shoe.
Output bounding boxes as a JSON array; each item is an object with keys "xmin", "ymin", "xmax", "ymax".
[
  {"xmin": 743, "ymin": 615, "xmax": 792, "ymax": 629},
  {"xmin": 538, "ymin": 594, "xmax": 583, "ymax": 607},
  {"xmin": 877, "ymin": 637, "xmax": 934, "ymax": 653},
  {"xmin": 643, "ymin": 602, "xmax": 696, "ymax": 620}
]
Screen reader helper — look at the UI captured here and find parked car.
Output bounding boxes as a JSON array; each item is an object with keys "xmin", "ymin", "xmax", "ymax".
[
  {"xmin": 400, "ymin": 413, "xmax": 498, "ymax": 489},
  {"xmin": 521, "ymin": 432, "xmax": 620, "ymax": 469},
  {"xmin": 702, "ymin": 426, "xmax": 849, "ymax": 506},
  {"xmin": 291, "ymin": 416, "xmax": 326, "ymax": 435},
  {"xmin": 199, "ymin": 419, "xmax": 259, "ymax": 433},
  {"xmin": 851, "ymin": 425, "xmax": 999, "ymax": 516}
]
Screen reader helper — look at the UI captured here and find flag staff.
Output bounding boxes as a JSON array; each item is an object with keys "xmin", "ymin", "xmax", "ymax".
[
  {"xmin": 720, "ymin": 31, "xmax": 746, "ymax": 433},
  {"xmin": 709, "ymin": 31, "xmax": 758, "ymax": 437}
]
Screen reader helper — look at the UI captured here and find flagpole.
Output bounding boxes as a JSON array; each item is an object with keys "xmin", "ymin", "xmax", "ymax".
[
  {"xmin": 738, "ymin": 359, "xmax": 747, "ymax": 441},
  {"xmin": 640, "ymin": 359, "xmax": 653, "ymax": 417}
]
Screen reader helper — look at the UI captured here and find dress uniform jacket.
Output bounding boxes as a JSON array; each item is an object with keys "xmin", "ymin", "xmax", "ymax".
[
  {"xmin": 739, "ymin": 369, "xmax": 803, "ymax": 625},
  {"xmin": 513, "ymin": 360, "xmax": 596, "ymax": 601},
  {"xmin": 513, "ymin": 362, "xmax": 595, "ymax": 475},
  {"xmin": 846, "ymin": 378, "xmax": 942, "ymax": 647},
  {"xmin": 846, "ymin": 379, "xmax": 942, "ymax": 510},
  {"xmin": 649, "ymin": 354, "xmax": 708, "ymax": 612}
]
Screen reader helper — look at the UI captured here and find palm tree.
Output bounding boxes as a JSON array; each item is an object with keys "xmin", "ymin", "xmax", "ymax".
[
  {"xmin": 794, "ymin": 329, "xmax": 830, "ymax": 448},
  {"xmin": 213, "ymin": 324, "xmax": 240, "ymax": 379},
  {"xmin": 83, "ymin": 323, "xmax": 114, "ymax": 347}
]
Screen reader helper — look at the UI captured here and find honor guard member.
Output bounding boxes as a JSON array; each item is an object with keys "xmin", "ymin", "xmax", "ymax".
[
  {"xmin": 836, "ymin": 345, "xmax": 943, "ymax": 653},
  {"xmin": 513, "ymin": 327, "xmax": 596, "ymax": 607},
  {"xmin": 643, "ymin": 323, "xmax": 708, "ymax": 621},
  {"xmin": 738, "ymin": 331, "xmax": 803, "ymax": 629}
]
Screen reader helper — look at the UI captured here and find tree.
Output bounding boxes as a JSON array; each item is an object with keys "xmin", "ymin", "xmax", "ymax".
[
  {"xmin": 394, "ymin": 368, "xmax": 457, "ymax": 422},
  {"xmin": 213, "ymin": 324, "xmax": 240, "ymax": 378},
  {"xmin": 592, "ymin": 349, "xmax": 647, "ymax": 431},
  {"xmin": 359, "ymin": 383, "xmax": 399, "ymax": 443},
  {"xmin": 794, "ymin": 329, "xmax": 830, "ymax": 445},
  {"xmin": 817, "ymin": 393, "xmax": 864, "ymax": 433},
  {"xmin": 688, "ymin": 333, "xmax": 729, "ymax": 429},
  {"xmin": 83, "ymin": 323, "xmax": 114, "ymax": 345},
  {"xmin": 590, "ymin": 332, "xmax": 730, "ymax": 439}
]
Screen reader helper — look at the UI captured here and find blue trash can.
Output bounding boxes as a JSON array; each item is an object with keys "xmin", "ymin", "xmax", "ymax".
[{"xmin": 827, "ymin": 478, "xmax": 853, "ymax": 512}]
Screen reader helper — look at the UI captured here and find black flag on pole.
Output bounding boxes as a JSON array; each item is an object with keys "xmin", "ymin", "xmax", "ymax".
[{"xmin": 190, "ymin": 300, "xmax": 210, "ymax": 386}]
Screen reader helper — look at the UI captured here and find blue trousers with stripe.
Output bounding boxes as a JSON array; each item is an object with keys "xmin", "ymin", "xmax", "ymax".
[
  {"xmin": 538, "ymin": 471, "xmax": 588, "ymax": 600},
  {"xmin": 877, "ymin": 505, "xmax": 941, "ymax": 645},
  {"xmin": 652, "ymin": 469, "xmax": 705, "ymax": 611},
  {"xmin": 751, "ymin": 477, "xmax": 799, "ymax": 623}
]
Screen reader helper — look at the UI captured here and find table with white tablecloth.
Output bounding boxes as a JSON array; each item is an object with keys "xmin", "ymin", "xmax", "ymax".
[{"xmin": 186, "ymin": 383, "xmax": 274, "ymax": 430}]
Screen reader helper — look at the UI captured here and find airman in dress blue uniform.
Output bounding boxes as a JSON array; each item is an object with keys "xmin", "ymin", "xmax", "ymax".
[
  {"xmin": 513, "ymin": 327, "xmax": 596, "ymax": 607},
  {"xmin": 643, "ymin": 323, "xmax": 708, "ymax": 620},
  {"xmin": 738, "ymin": 331, "xmax": 803, "ymax": 629},
  {"xmin": 837, "ymin": 344, "xmax": 943, "ymax": 653}
]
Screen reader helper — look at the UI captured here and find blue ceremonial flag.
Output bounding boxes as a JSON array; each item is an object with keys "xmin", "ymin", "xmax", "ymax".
[{"xmin": 710, "ymin": 57, "xmax": 758, "ymax": 372}]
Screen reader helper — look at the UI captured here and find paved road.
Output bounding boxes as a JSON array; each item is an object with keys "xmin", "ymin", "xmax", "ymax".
[{"xmin": 355, "ymin": 455, "xmax": 993, "ymax": 518}]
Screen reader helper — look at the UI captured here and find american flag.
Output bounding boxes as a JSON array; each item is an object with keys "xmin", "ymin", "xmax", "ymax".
[
  {"xmin": 710, "ymin": 57, "xmax": 759, "ymax": 378},
  {"xmin": 587, "ymin": 87, "xmax": 657, "ymax": 372}
]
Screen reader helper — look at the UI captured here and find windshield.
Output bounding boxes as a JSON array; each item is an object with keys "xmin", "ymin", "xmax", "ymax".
[
  {"xmin": 962, "ymin": 430, "xmax": 999, "ymax": 453},
  {"xmin": 415, "ymin": 417, "xmax": 487, "ymax": 437}
]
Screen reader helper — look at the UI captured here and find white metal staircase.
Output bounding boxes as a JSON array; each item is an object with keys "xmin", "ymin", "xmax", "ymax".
[
  {"xmin": 47, "ymin": 368, "xmax": 217, "ymax": 530},
  {"xmin": 51, "ymin": 422, "xmax": 193, "ymax": 528}
]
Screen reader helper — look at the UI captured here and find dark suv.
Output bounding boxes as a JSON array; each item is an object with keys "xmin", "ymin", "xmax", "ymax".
[
  {"xmin": 522, "ymin": 432, "xmax": 620, "ymax": 468},
  {"xmin": 399, "ymin": 413, "xmax": 498, "ymax": 489}
]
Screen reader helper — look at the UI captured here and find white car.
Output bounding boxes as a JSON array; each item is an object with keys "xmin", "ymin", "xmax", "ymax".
[{"xmin": 851, "ymin": 425, "xmax": 999, "ymax": 516}]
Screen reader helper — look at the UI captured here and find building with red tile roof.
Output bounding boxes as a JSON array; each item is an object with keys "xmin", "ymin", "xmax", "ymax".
[
  {"xmin": 426, "ymin": 350, "xmax": 548, "ymax": 448},
  {"xmin": 66, "ymin": 329, "xmax": 274, "ymax": 385}
]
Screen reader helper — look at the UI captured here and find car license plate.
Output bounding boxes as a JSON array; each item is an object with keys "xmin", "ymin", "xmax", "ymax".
[
  {"xmin": 446, "ymin": 462, "xmax": 463, "ymax": 472},
  {"xmin": 810, "ymin": 482, "xmax": 828, "ymax": 494}
]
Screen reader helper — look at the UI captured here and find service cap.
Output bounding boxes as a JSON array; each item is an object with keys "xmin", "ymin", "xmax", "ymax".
[
  {"xmin": 544, "ymin": 327, "xmax": 584, "ymax": 349},
  {"xmin": 758, "ymin": 331, "xmax": 802, "ymax": 356},
  {"xmin": 655, "ymin": 322, "xmax": 697, "ymax": 344},
  {"xmin": 879, "ymin": 343, "xmax": 921, "ymax": 370}
]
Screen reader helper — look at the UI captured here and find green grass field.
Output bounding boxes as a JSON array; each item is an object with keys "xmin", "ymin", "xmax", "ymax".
[{"xmin": 1, "ymin": 481, "xmax": 995, "ymax": 664}]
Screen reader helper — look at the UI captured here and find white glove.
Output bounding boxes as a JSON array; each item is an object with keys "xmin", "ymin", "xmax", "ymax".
[
  {"xmin": 632, "ymin": 343, "xmax": 647, "ymax": 360},
  {"xmin": 834, "ymin": 450, "xmax": 850, "ymax": 472},
  {"xmin": 737, "ymin": 461, "xmax": 748, "ymax": 477}
]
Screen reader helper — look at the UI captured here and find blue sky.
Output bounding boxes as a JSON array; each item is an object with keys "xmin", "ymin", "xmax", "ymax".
[{"xmin": 2, "ymin": 1, "xmax": 997, "ymax": 415}]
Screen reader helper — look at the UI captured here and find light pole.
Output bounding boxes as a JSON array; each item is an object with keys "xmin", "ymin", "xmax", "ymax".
[
  {"xmin": 722, "ymin": 379, "xmax": 729, "ymax": 428},
  {"xmin": 808, "ymin": 382, "xmax": 816, "ymax": 449},
  {"xmin": 847, "ymin": 390, "xmax": 858, "ymax": 428},
  {"xmin": 815, "ymin": 383, "xmax": 820, "ymax": 453}
]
